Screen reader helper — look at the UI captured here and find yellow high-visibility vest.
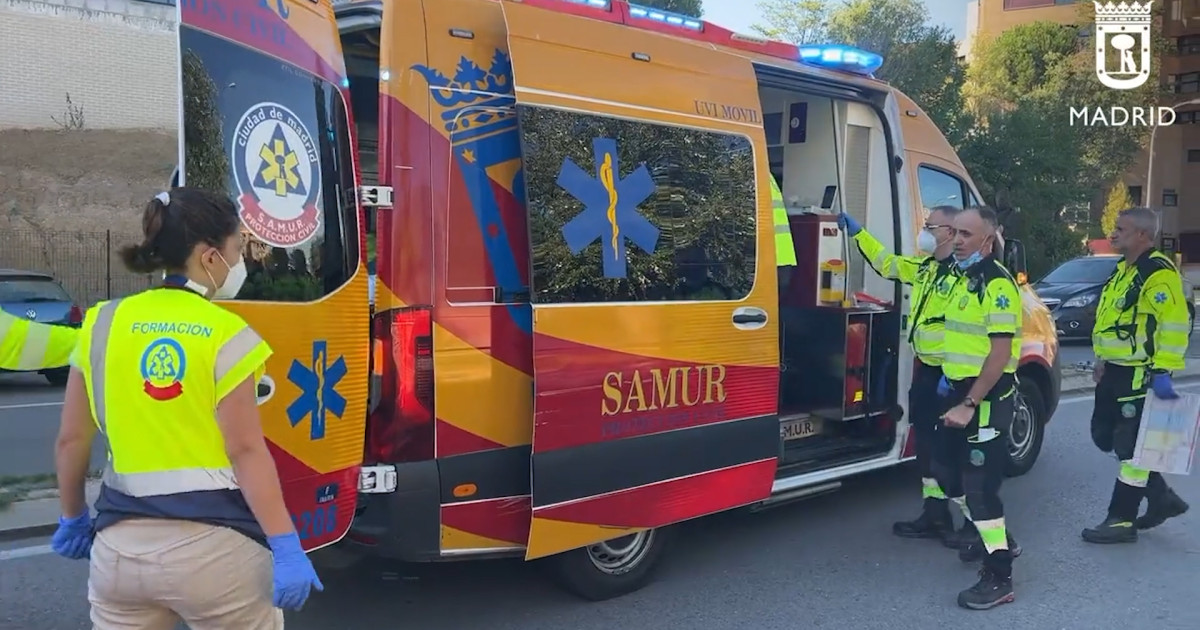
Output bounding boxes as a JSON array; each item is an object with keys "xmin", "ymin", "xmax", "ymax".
[
  {"xmin": 73, "ymin": 282, "xmax": 272, "ymax": 544},
  {"xmin": 853, "ymin": 230, "xmax": 959, "ymax": 365},
  {"xmin": 942, "ymin": 257, "xmax": 1022, "ymax": 381},
  {"xmin": 1092, "ymin": 249, "xmax": 1189, "ymax": 371},
  {"xmin": 0, "ymin": 309, "xmax": 78, "ymax": 371},
  {"xmin": 770, "ymin": 177, "xmax": 797, "ymax": 267}
]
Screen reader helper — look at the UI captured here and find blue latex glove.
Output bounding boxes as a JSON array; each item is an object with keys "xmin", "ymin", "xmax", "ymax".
[
  {"xmin": 50, "ymin": 511, "xmax": 94, "ymax": 560},
  {"xmin": 837, "ymin": 212, "xmax": 862, "ymax": 236},
  {"xmin": 1151, "ymin": 372, "xmax": 1179, "ymax": 400},
  {"xmin": 936, "ymin": 375, "xmax": 952, "ymax": 398},
  {"xmin": 268, "ymin": 532, "xmax": 324, "ymax": 610}
]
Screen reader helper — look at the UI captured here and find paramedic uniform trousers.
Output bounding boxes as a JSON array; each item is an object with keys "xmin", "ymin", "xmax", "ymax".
[
  {"xmin": 909, "ymin": 360, "xmax": 944, "ymax": 492},
  {"xmin": 933, "ymin": 377, "xmax": 1015, "ymax": 548},
  {"xmin": 88, "ymin": 518, "xmax": 283, "ymax": 630},
  {"xmin": 1090, "ymin": 363, "xmax": 1169, "ymax": 520}
]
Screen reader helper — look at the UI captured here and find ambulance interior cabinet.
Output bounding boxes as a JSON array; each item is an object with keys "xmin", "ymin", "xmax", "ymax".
[{"xmin": 779, "ymin": 307, "xmax": 900, "ymax": 420}]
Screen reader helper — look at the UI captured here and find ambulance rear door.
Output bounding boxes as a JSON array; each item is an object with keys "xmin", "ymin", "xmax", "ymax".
[
  {"xmin": 176, "ymin": 0, "xmax": 370, "ymax": 551},
  {"xmin": 500, "ymin": 0, "xmax": 781, "ymax": 560}
]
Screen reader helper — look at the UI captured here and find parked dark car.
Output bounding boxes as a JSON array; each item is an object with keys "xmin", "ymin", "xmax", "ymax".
[
  {"xmin": 0, "ymin": 269, "xmax": 83, "ymax": 385},
  {"xmin": 1034, "ymin": 255, "xmax": 1195, "ymax": 341}
]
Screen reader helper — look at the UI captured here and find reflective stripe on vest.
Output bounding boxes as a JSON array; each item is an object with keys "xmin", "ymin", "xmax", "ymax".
[
  {"xmin": 942, "ymin": 266, "xmax": 1022, "ymax": 380},
  {"xmin": 85, "ymin": 294, "xmax": 264, "ymax": 497},
  {"xmin": 770, "ymin": 178, "xmax": 797, "ymax": 267},
  {"xmin": 0, "ymin": 310, "xmax": 78, "ymax": 371}
]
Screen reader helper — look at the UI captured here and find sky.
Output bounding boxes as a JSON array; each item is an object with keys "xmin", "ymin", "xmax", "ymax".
[{"xmin": 701, "ymin": 0, "xmax": 970, "ymax": 42}]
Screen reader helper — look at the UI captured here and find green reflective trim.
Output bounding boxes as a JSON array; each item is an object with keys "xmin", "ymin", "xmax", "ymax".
[
  {"xmin": 976, "ymin": 517, "xmax": 1008, "ymax": 553},
  {"xmin": 774, "ymin": 224, "xmax": 791, "ymax": 235},
  {"xmin": 921, "ymin": 477, "xmax": 946, "ymax": 499},
  {"xmin": 1119, "ymin": 461, "xmax": 1150, "ymax": 488},
  {"xmin": 1115, "ymin": 393, "xmax": 1146, "ymax": 402}
]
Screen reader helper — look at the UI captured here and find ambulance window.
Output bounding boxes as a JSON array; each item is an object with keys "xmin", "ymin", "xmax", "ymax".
[
  {"xmin": 917, "ymin": 166, "xmax": 968, "ymax": 210},
  {"xmin": 177, "ymin": 27, "xmax": 360, "ymax": 303},
  {"xmin": 519, "ymin": 107, "xmax": 757, "ymax": 304}
]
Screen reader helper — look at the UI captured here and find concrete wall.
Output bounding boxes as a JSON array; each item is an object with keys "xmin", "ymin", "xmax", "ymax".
[{"xmin": 0, "ymin": 0, "xmax": 177, "ymax": 129}]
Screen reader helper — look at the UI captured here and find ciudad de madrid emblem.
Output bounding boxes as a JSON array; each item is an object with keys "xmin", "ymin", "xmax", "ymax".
[
  {"xmin": 1093, "ymin": 1, "xmax": 1153, "ymax": 91},
  {"xmin": 232, "ymin": 102, "xmax": 322, "ymax": 248}
]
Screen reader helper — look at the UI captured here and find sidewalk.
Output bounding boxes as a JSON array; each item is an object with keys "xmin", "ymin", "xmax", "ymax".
[
  {"xmin": 3, "ymin": 364, "xmax": 1199, "ymax": 541},
  {"xmin": 0, "ymin": 480, "xmax": 99, "ymax": 542},
  {"xmin": 1059, "ymin": 360, "xmax": 1200, "ymax": 394}
]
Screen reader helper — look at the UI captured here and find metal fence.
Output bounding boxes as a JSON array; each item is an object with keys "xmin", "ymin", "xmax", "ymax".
[{"xmin": 0, "ymin": 229, "xmax": 157, "ymax": 306}]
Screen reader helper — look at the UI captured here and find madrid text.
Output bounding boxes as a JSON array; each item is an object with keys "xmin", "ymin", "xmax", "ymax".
[{"xmin": 1069, "ymin": 106, "xmax": 1177, "ymax": 127}]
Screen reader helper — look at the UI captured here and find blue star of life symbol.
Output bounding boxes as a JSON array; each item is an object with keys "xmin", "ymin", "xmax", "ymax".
[
  {"xmin": 287, "ymin": 340, "xmax": 347, "ymax": 441},
  {"xmin": 994, "ymin": 294, "xmax": 1011, "ymax": 310},
  {"xmin": 1154, "ymin": 291, "xmax": 1167, "ymax": 304},
  {"xmin": 557, "ymin": 137, "xmax": 659, "ymax": 278}
]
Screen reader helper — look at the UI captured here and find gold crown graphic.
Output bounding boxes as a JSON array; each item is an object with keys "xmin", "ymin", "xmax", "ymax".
[
  {"xmin": 411, "ymin": 51, "xmax": 517, "ymax": 143},
  {"xmin": 1094, "ymin": 1, "xmax": 1153, "ymax": 22}
]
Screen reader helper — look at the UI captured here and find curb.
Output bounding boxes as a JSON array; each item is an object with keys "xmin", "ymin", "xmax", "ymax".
[{"xmin": 0, "ymin": 523, "xmax": 56, "ymax": 544}]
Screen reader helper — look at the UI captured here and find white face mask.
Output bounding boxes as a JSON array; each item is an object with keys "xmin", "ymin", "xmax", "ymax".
[
  {"xmin": 208, "ymin": 253, "xmax": 247, "ymax": 299},
  {"xmin": 917, "ymin": 229, "xmax": 939, "ymax": 254}
]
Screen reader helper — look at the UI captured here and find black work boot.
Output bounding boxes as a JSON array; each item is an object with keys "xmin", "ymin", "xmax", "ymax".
[
  {"xmin": 957, "ymin": 549, "xmax": 1015, "ymax": 610},
  {"xmin": 942, "ymin": 519, "xmax": 977, "ymax": 550},
  {"xmin": 959, "ymin": 532, "xmax": 1022, "ymax": 563},
  {"xmin": 893, "ymin": 498, "xmax": 954, "ymax": 539},
  {"xmin": 1081, "ymin": 516, "xmax": 1138, "ymax": 544},
  {"xmin": 1136, "ymin": 477, "xmax": 1189, "ymax": 530}
]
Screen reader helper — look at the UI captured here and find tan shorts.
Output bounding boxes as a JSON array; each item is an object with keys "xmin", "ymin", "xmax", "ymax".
[{"xmin": 88, "ymin": 518, "xmax": 284, "ymax": 630}]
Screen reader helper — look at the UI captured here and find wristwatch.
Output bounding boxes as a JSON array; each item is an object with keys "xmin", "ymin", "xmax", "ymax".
[{"xmin": 963, "ymin": 396, "xmax": 978, "ymax": 409}]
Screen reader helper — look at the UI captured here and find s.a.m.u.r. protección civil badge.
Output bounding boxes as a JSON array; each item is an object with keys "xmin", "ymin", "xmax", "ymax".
[{"xmin": 1093, "ymin": 1, "xmax": 1154, "ymax": 91}]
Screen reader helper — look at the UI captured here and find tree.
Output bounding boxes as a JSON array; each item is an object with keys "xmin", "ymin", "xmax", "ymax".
[
  {"xmin": 751, "ymin": 0, "xmax": 828, "ymax": 44},
  {"xmin": 751, "ymin": 0, "xmax": 968, "ymax": 140},
  {"xmin": 1101, "ymin": 181, "xmax": 1134, "ymax": 237},
  {"xmin": 633, "ymin": 0, "xmax": 703, "ymax": 17},
  {"xmin": 180, "ymin": 50, "xmax": 230, "ymax": 194}
]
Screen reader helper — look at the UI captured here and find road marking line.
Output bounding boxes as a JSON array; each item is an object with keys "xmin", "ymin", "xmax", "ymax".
[
  {"xmin": 0, "ymin": 544, "xmax": 53, "ymax": 561},
  {"xmin": 0, "ymin": 401, "xmax": 63, "ymax": 411}
]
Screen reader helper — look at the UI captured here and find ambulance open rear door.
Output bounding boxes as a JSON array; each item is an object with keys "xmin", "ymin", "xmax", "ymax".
[
  {"xmin": 176, "ymin": 0, "xmax": 370, "ymax": 551},
  {"xmin": 500, "ymin": 0, "xmax": 782, "ymax": 561}
]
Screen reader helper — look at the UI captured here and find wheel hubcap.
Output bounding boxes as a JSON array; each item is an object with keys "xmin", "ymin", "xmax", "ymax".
[
  {"xmin": 1008, "ymin": 392, "xmax": 1034, "ymax": 460},
  {"xmin": 586, "ymin": 530, "xmax": 654, "ymax": 576}
]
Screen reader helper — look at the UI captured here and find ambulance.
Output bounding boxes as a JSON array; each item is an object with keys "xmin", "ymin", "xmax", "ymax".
[{"xmin": 174, "ymin": 0, "xmax": 1062, "ymax": 602}]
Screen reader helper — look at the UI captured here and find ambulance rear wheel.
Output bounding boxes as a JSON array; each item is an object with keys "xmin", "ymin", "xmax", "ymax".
[{"xmin": 547, "ymin": 527, "xmax": 672, "ymax": 601}]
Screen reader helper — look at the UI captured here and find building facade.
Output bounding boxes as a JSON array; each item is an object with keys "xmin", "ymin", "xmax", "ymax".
[
  {"xmin": 0, "ymin": 0, "xmax": 176, "ymax": 130},
  {"xmin": 964, "ymin": 0, "xmax": 1200, "ymax": 261}
]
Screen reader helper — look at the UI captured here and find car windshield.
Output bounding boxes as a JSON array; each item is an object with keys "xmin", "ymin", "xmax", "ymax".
[
  {"xmin": 1039, "ymin": 258, "xmax": 1118, "ymax": 284},
  {"xmin": 0, "ymin": 278, "xmax": 71, "ymax": 302}
]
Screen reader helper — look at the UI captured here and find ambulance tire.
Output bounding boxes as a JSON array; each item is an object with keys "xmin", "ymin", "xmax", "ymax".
[
  {"xmin": 546, "ymin": 526, "xmax": 672, "ymax": 601},
  {"xmin": 1004, "ymin": 378, "xmax": 1046, "ymax": 478}
]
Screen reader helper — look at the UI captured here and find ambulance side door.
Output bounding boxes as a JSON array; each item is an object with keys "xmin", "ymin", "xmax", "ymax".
[
  {"xmin": 501, "ymin": 0, "xmax": 781, "ymax": 560},
  {"xmin": 176, "ymin": 0, "xmax": 370, "ymax": 551}
]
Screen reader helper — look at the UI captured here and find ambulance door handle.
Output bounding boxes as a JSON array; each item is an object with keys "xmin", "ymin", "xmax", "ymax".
[{"xmin": 732, "ymin": 307, "xmax": 768, "ymax": 330}]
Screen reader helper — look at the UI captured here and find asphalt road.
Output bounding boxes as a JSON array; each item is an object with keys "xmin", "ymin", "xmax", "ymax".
[
  {"xmin": 2, "ymin": 387, "xmax": 1198, "ymax": 630},
  {"xmin": 0, "ymin": 373, "xmax": 105, "ymax": 478}
]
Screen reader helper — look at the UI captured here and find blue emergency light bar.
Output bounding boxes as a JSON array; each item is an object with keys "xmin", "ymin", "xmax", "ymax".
[
  {"xmin": 797, "ymin": 45, "xmax": 885, "ymax": 76},
  {"xmin": 627, "ymin": 3, "xmax": 704, "ymax": 30}
]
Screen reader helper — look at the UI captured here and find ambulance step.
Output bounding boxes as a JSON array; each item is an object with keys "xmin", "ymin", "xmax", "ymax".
[{"xmin": 776, "ymin": 435, "xmax": 893, "ymax": 476}]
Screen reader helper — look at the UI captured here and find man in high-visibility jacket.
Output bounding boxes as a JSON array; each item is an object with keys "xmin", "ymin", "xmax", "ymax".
[
  {"xmin": 1084, "ymin": 207, "xmax": 1191, "ymax": 544},
  {"xmin": 839, "ymin": 206, "xmax": 967, "ymax": 543},
  {"xmin": 0, "ymin": 308, "xmax": 78, "ymax": 371},
  {"xmin": 770, "ymin": 176, "xmax": 797, "ymax": 267},
  {"xmin": 937, "ymin": 205, "xmax": 1022, "ymax": 610}
]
